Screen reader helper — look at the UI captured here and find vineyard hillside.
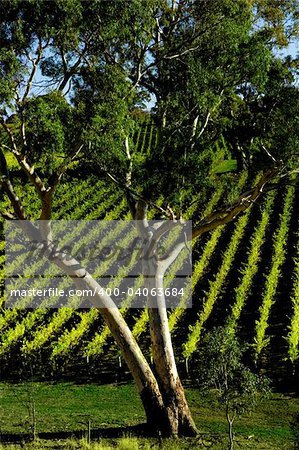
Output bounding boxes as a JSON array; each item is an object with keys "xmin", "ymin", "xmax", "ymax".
[{"xmin": 0, "ymin": 126, "xmax": 298, "ymax": 391}]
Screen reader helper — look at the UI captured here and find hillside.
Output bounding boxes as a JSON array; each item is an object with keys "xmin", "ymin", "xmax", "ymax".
[{"xmin": 0, "ymin": 160, "xmax": 298, "ymax": 390}]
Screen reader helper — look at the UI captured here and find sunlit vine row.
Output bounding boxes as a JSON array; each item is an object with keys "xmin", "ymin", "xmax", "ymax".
[
  {"xmin": 254, "ymin": 183, "xmax": 295, "ymax": 359},
  {"xmin": 287, "ymin": 231, "xmax": 299, "ymax": 363},
  {"xmin": 225, "ymin": 191, "xmax": 276, "ymax": 338},
  {"xmin": 182, "ymin": 205, "xmax": 253, "ymax": 359}
]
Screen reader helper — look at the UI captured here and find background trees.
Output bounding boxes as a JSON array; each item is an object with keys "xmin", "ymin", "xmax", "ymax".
[{"xmin": 1, "ymin": 0, "xmax": 298, "ymax": 202}]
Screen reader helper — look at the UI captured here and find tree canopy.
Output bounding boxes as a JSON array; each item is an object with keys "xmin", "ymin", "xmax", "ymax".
[{"xmin": 1, "ymin": 0, "xmax": 298, "ymax": 217}]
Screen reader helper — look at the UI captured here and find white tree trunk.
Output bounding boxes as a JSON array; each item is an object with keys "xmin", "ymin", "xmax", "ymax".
[
  {"xmin": 144, "ymin": 257, "xmax": 197, "ymax": 435},
  {"xmin": 20, "ymin": 221, "xmax": 194, "ymax": 435}
]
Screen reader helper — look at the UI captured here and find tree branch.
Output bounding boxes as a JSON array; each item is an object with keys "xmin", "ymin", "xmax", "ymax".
[
  {"xmin": 49, "ymin": 142, "xmax": 84, "ymax": 191},
  {"xmin": 124, "ymin": 136, "xmax": 132, "ymax": 187},
  {"xmin": 0, "ymin": 120, "xmax": 48, "ymax": 198},
  {"xmin": 191, "ymin": 168, "xmax": 280, "ymax": 240},
  {"xmin": 0, "ymin": 149, "xmax": 27, "ymax": 220},
  {"xmin": 22, "ymin": 42, "xmax": 43, "ymax": 103},
  {"xmin": 158, "ymin": 240, "xmax": 185, "ymax": 273},
  {"xmin": 95, "ymin": 163, "xmax": 171, "ymax": 218},
  {"xmin": 58, "ymin": 36, "xmax": 93, "ymax": 92},
  {"xmin": 0, "ymin": 211, "xmax": 16, "ymax": 220}
]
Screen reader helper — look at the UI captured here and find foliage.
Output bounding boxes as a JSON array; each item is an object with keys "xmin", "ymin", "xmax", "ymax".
[
  {"xmin": 224, "ymin": 58, "xmax": 299, "ymax": 168},
  {"xmin": 197, "ymin": 327, "xmax": 270, "ymax": 411},
  {"xmin": 23, "ymin": 92, "xmax": 74, "ymax": 171},
  {"xmin": 196, "ymin": 326, "xmax": 270, "ymax": 449}
]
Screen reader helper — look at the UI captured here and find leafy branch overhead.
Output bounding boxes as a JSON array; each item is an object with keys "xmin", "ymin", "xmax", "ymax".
[{"xmin": 0, "ymin": 1, "xmax": 298, "ymax": 218}]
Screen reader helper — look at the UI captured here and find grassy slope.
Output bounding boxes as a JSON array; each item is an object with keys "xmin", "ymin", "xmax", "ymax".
[{"xmin": 0, "ymin": 382, "xmax": 298, "ymax": 449}]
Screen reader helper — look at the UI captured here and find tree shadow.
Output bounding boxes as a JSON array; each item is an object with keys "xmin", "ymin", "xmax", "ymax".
[{"xmin": 0, "ymin": 423, "xmax": 156, "ymax": 444}]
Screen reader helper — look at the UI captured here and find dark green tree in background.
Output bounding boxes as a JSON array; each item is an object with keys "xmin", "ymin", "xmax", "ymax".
[{"xmin": 0, "ymin": 0, "xmax": 298, "ymax": 436}]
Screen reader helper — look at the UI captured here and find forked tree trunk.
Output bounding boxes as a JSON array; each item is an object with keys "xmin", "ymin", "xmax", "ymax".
[
  {"xmin": 20, "ymin": 221, "xmax": 196, "ymax": 436},
  {"xmin": 70, "ymin": 275, "xmax": 195, "ymax": 435},
  {"xmin": 144, "ymin": 258, "xmax": 197, "ymax": 436}
]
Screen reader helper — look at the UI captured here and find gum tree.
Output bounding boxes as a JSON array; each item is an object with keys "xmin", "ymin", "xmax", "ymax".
[{"xmin": 0, "ymin": 0, "xmax": 298, "ymax": 436}]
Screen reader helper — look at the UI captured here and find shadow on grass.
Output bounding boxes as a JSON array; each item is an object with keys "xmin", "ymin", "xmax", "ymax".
[
  {"xmin": 0, "ymin": 426, "xmax": 223, "ymax": 448},
  {"xmin": 0, "ymin": 424, "xmax": 158, "ymax": 444}
]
